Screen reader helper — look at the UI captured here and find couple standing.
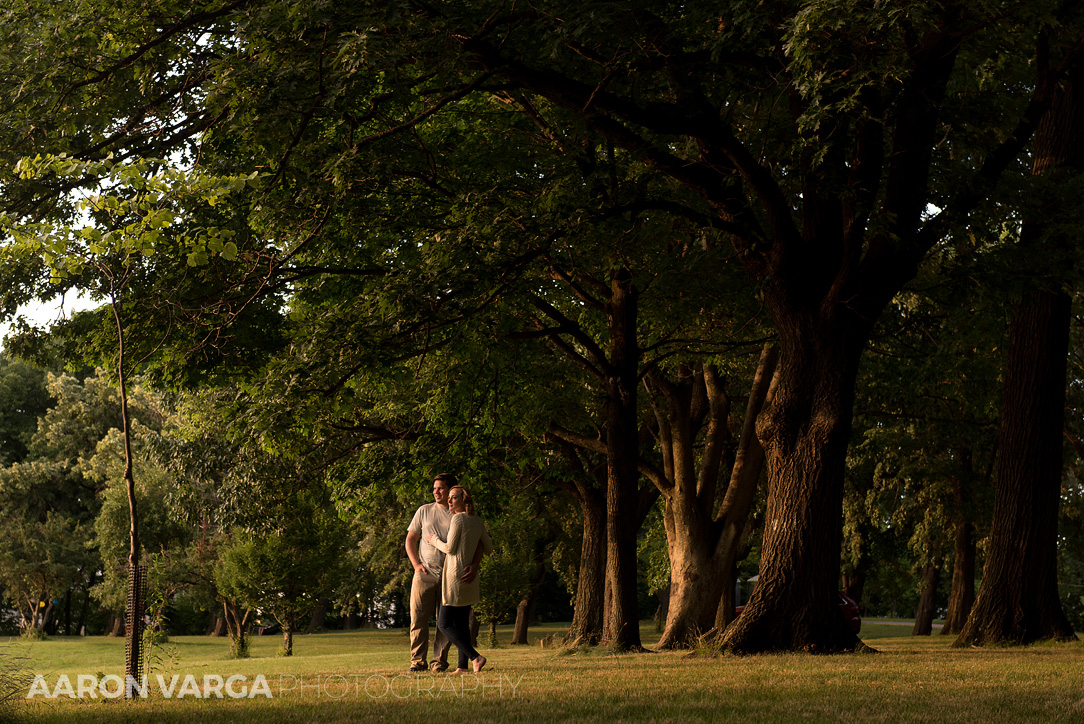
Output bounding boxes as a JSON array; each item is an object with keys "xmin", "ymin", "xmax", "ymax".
[{"xmin": 404, "ymin": 473, "xmax": 492, "ymax": 673}]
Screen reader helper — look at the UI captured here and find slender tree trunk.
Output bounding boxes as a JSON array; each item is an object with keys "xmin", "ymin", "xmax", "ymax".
[
  {"xmin": 110, "ymin": 291, "xmax": 143, "ymax": 693},
  {"xmin": 713, "ymin": 347, "xmax": 778, "ymax": 632},
  {"xmin": 602, "ymin": 267, "xmax": 643, "ymax": 651},
  {"xmin": 719, "ymin": 319, "xmax": 868, "ymax": 653},
  {"xmin": 955, "ymin": 60, "xmax": 1083, "ymax": 647},
  {"xmin": 281, "ymin": 624, "xmax": 293, "ymax": 657},
  {"xmin": 63, "ymin": 589, "xmax": 72, "ymax": 636},
  {"xmin": 223, "ymin": 600, "xmax": 250, "ymax": 657},
  {"xmin": 42, "ymin": 601, "xmax": 56, "ymax": 635},
  {"xmin": 76, "ymin": 589, "xmax": 90, "ymax": 635},
  {"xmin": 912, "ymin": 561, "xmax": 940, "ymax": 636},
  {"xmin": 942, "ymin": 448, "xmax": 976, "ymax": 635}
]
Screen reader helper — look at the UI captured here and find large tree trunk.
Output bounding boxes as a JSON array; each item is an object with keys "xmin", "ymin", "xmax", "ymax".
[
  {"xmin": 511, "ymin": 593, "xmax": 536, "ymax": 645},
  {"xmin": 719, "ymin": 320, "xmax": 868, "ymax": 653},
  {"xmin": 954, "ymin": 57, "xmax": 1082, "ymax": 647},
  {"xmin": 650, "ymin": 364, "xmax": 729, "ymax": 649},
  {"xmin": 912, "ymin": 561, "xmax": 940, "ymax": 636},
  {"xmin": 657, "ymin": 493, "xmax": 721, "ymax": 648},
  {"xmin": 208, "ymin": 613, "xmax": 227, "ymax": 636},
  {"xmin": 601, "ymin": 267, "xmax": 643, "ymax": 651},
  {"xmin": 942, "ymin": 448, "xmax": 976, "ymax": 635},
  {"xmin": 954, "ymin": 291, "xmax": 1076, "ymax": 645},
  {"xmin": 653, "ymin": 346, "xmax": 777, "ymax": 649},
  {"xmin": 560, "ymin": 465, "xmax": 606, "ymax": 647}
]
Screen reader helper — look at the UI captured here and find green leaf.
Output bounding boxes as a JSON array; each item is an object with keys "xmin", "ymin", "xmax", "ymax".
[{"xmin": 187, "ymin": 249, "xmax": 209, "ymax": 267}]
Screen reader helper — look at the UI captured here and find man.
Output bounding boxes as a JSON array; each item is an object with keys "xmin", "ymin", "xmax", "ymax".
[{"xmin": 405, "ymin": 473, "xmax": 480, "ymax": 672}]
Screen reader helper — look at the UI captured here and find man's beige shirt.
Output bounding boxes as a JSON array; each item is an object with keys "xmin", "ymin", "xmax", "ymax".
[{"xmin": 408, "ymin": 502, "xmax": 452, "ymax": 574}]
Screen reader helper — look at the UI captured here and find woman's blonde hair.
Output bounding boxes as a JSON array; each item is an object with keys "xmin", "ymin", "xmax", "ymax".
[{"xmin": 449, "ymin": 485, "xmax": 475, "ymax": 516}]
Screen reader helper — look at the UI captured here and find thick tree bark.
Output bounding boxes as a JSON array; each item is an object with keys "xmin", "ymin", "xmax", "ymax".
[
  {"xmin": 719, "ymin": 320, "xmax": 869, "ymax": 653},
  {"xmin": 912, "ymin": 561, "xmax": 940, "ymax": 636},
  {"xmin": 656, "ymin": 490, "xmax": 720, "ymax": 647},
  {"xmin": 941, "ymin": 521, "xmax": 975, "ymax": 635},
  {"xmin": 942, "ymin": 448, "xmax": 976, "ymax": 636},
  {"xmin": 954, "ymin": 291, "xmax": 1076, "ymax": 645},
  {"xmin": 955, "ymin": 56, "xmax": 1083, "ymax": 647},
  {"xmin": 555, "ymin": 450, "xmax": 607, "ymax": 647},
  {"xmin": 654, "ymin": 581, "xmax": 671, "ymax": 630}
]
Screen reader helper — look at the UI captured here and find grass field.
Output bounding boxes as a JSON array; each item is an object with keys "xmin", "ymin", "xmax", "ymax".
[{"xmin": 2, "ymin": 621, "xmax": 1082, "ymax": 723}]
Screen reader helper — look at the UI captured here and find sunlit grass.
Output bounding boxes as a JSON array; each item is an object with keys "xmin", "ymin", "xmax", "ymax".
[{"xmin": 3, "ymin": 622, "xmax": 1082, "ymax": 723}]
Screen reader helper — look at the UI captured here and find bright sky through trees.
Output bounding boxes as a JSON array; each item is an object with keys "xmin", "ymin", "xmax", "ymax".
[{"xmin": 0, "ymin": 294, "xmax": 92, "ymax": 348}]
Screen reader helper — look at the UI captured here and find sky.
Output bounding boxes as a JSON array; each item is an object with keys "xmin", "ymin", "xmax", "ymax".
[{"xmin": 0, "ymin": 293, "xmax": 95, "ymax": 350}]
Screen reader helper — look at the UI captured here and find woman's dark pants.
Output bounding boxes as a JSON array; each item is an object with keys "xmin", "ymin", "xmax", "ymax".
[{"xmin": 437, "ymin": 604, "xmax": 479, "ymax": 669}]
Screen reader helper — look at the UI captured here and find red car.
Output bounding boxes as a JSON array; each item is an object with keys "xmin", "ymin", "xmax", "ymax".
[{"xmin": 735, "ymin": 591, "xmax": 861, "ymax": 634}]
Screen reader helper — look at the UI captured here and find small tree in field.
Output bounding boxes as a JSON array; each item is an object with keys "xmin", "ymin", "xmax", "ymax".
[{"xmin": 214, "ymin": 494, "xmax": 346, "ymax": 657}]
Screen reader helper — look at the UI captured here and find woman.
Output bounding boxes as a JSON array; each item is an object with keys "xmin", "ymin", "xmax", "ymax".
[{"xmin": 425, "ymin": 485, "xmax": 493, "ymax": 673}]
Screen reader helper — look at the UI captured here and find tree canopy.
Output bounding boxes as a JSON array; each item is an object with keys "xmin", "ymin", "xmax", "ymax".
[{"xmin": 1, "ymin": 0, "xmax": 1083, "ymax": 658}]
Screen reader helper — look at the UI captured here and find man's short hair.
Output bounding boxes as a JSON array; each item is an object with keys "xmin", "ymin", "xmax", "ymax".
[{"xmin": 433, "ymin": 473, "xmax": 458, "ymax": 489}]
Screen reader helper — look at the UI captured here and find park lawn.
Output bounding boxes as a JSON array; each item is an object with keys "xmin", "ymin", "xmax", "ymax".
[{"xmin": 3, "ymin": 622, "xmax": 1083, "ymax": 723}]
